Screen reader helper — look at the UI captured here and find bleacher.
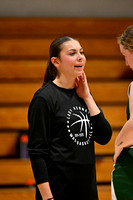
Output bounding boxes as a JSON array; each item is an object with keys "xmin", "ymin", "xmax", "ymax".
[{"xmin": 0, "ymin": 17, "xmax": 133, "ymax": 200}]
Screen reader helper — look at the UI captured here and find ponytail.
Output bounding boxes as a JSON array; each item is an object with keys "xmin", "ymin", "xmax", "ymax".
[{"xmin": 42, "ymin": 60, "xmax": 57, "ymax": 87}]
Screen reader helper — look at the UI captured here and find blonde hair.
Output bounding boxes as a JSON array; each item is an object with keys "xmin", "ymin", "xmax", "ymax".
[{"xmin": 118, "ymin": 26, "xmax": 133, "ymax": 52}]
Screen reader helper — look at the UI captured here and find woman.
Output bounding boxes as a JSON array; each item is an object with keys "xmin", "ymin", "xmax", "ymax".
[
  {"xmin": 112, "ymin": 26, "xmax": 133, "ymax": 200},
  {"xmin": 28, "ymin": 36, "xmax": 112, "ymax": 200}
]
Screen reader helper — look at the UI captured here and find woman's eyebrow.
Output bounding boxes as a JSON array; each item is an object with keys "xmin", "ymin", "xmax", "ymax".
[{"xmin": 67, "ymin": 48, "xmax": 83, "ymax": 52}]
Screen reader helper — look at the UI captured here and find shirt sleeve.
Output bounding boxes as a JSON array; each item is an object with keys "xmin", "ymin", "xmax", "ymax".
[
  {"xmin": 90, "ymin": 109, "xmax": 112, "ymax": 145},
  {"xmin": 28, "ymin": 96, "xmax": 53, "ymax": 184}
]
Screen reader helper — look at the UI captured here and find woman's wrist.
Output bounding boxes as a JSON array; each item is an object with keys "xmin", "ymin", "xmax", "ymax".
[
  {"xmin": 47, "ymin": 197, "xmax": 54, "ymax": 200},
  {"xmin": 83, "ymin": 92, "xmax": 92, "ymax": 103},
  {"xmin": 83, "ymin": 94, "xmax": 100, "ymax": 116}
]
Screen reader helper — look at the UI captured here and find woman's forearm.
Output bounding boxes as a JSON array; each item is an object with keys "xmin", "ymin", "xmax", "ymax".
[
  {"xmin": 115, "ymin": 119, "xmax": 133, "ymax": 147},
  {"xmin": 38, "ymin": 182, "xmax": 53, "ymax": 200},
  {"xmin": 114, "ymin": 119, "xmax": 133, "ymax": 164},
  {"xmin": 84, "ymin": 93, "xmax": 100, "ymax": 116}
]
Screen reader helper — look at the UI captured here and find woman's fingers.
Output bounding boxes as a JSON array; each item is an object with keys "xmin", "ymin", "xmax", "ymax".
[{"xmin": 113, "ymin": 146, "xmax": 123, "ymax": 164}]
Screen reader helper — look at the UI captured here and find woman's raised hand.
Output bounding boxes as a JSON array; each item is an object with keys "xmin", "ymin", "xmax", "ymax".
[{"xmin": 75, "ymin": 71, "xmax": 90, "ymax": 101}]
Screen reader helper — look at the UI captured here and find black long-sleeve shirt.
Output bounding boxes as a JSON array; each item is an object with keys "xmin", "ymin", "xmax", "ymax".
[{"xmin": 28, "ymin": 81, "xmax": 112, "ymax": 200}]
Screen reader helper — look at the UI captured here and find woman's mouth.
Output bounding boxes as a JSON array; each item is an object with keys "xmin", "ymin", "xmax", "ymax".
[{"xmin": 74, "ymin": 65, "xmax": 83, "ymax": 68}]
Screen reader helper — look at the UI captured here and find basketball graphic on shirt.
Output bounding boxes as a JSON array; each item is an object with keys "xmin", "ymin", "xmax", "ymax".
[{"xmin": 66, "ymin": 106, "xmax": 93, "ymax": 146}]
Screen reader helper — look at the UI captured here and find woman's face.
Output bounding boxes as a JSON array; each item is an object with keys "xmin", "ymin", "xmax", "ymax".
[
  {"xmin": 120, "ymin": 44, "xmax": 133, "ymax": 70},
  {"xmin": 55, "ymin": 40, "xmax": 86, "ymax": 78}
]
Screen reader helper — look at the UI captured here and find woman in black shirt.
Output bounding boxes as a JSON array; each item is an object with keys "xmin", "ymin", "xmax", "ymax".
[{"xmin": 28, "ymin": 36, "xmax": 112, "ymax": 200}]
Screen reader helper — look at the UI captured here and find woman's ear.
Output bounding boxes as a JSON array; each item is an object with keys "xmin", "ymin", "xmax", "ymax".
[{"xmin": 51, "ymin": 57, "xmax": 60, "ymax": 69}]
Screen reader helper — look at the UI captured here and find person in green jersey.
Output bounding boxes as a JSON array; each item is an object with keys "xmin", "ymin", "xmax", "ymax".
[{"xmin": 112, "ymin": 26, "xmax": 133, "ymax": 200}]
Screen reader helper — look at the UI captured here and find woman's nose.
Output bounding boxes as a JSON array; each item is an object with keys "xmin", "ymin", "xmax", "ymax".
[{"xmin": 77, "ymin": 53, "xmax": 82, "ymax": 60}]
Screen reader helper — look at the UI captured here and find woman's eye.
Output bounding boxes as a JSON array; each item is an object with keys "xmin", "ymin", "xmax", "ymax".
[
  {"xmin": 69, "ymin": 52, "xmax": 75, "ymax": 55},
  {"xmin": 69, "ymin": 51, "xmax": 84, "ymax": 55}
]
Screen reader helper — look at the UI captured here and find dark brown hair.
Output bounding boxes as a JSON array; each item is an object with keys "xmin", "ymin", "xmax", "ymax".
[{"xmin": 42, "ymin": 36, "xmax": 75, "ymax": 86}]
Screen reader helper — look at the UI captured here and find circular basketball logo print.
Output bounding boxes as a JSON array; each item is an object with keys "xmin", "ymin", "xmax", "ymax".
[{"xmin": 66, "ymin": 106, "xmax": 93, "ymax": 146}]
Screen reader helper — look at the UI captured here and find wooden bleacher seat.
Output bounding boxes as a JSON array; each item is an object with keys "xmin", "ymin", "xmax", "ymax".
[
  {"xmin": 0, "ymin": 132, "xmax": 18, "ymax": 157},
  {"xmin": 0, "ymin": 187, "xmax": 35, "ymax": 200},
  {"xmin": 0, "ymin": 130, "xmax": 118, "ymax": 158},
  {"xmin": 0, "ymin": 38, "xmax": 121, "ymax": 58},
  {"xmin": 0, "ymin": 159, "xmax": 34, "ymax": 185},
  {"xmin": 0, "ymin": 81, "xmax": 129, "ymax": 104},
  {"xmin": 98, "ymin": 185, "xmax": 111, "ymax": 200},
  {"xmin": 0, "ymin": 17, "xmax": 133, "ymax": 200},
  {"xmin": 0, "ymin": 59, "xmax": 132, "ymax": 80},
  {"xmin": 0, "ymin": 185, "xmax": 111, "ymax": 200},
  {"xmin": 0, "ymin": 105, "xmax": 127, "ymax": 129},
  {"xmin": 0, "ymin": 157, "xmax": 113, "ymax": 185},
  {"xmin": 0, "ymin": 18, "xmax": 133, "ymax": 37}
]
